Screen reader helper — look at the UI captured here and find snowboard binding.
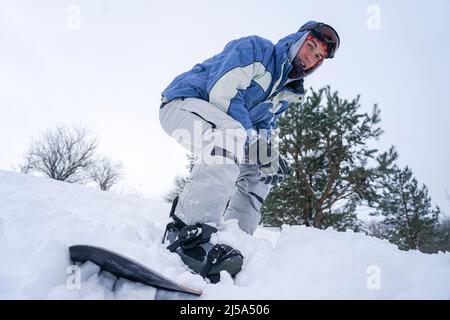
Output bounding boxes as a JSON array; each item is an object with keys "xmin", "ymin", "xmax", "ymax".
[{"xmin": 162, "ymin": 196, "xmax": 244, "ymax": 283}]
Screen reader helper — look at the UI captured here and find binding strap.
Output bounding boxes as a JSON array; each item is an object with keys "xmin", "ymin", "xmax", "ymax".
[
  {"xmin": 169, "ymin": 196, "xmax": 186, "ymax": 227},
  {"xmin": 200, "ymin": 244, "xmax": 243, "ymax": 277},
  {"xmin": 162, "ymin": 196, "xmax": 186, "ymax": 244},
  {"xmin": 167, "ymin": 223, "xmax": 217, "ymax": 252}
]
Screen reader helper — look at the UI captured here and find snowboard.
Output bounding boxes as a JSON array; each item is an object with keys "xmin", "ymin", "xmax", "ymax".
[{"xmin": 69, "ymin": 244, "xmax": 202, "ymax": 298}]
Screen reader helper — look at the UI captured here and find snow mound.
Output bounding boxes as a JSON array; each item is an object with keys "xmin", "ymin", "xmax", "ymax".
[{"xmin": 0, "ymin": 170, "xmax": 449, "ymax": 299}]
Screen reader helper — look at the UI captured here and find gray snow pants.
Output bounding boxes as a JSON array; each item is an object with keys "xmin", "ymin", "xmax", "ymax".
[{"xmin": 159, "ymin": 97, "xmax": 272, "ymax": 234}]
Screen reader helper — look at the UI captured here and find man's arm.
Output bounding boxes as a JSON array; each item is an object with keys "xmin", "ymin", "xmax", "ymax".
[{"xmin": 206, "ymin": 37, "xmax": 273, "ymax": 130}]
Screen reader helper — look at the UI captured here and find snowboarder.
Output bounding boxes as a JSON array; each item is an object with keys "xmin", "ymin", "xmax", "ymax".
[{"xmin": 159, "ymin": 20, "xmax": 340, "ymax": 282}]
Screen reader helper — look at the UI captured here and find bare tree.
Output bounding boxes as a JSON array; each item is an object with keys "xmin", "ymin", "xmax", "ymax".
[
  {"xmin": 20, "ymin": 123, "xmax": 97, "ymax": 183},
  {"xmin": 164, "ymin": 153, "xmax": 196, "ymax": 203},
  {"xmin": 89, "ymin": 157, "xmax": 124, "ymax": 191},
  {"xmin": 164, "ymin": 175, "xmax": 189, "ymax": 203}
]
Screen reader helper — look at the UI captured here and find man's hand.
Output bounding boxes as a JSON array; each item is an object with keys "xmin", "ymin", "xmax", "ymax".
[
  {"xmin": 244, "ymin": 129, "xmax": 290, "ymax": 186},
  {"xmin": 259, "ymin": 155, "xmax": 291, "ymax": 186},
  {"xmin": 245, "ymin": 129, "xmax": 279, "ymax": 166}
]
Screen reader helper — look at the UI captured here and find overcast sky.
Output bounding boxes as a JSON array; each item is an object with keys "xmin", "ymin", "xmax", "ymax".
[{"xmin": 1, "ymin": 0, "xmax": 449, "ymax": 212}]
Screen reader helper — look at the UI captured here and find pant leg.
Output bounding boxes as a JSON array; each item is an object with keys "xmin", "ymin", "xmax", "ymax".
[
  {"xmin": 159, "ymin": 98, "xmax": 247, "ymax": 226},
  {"xmin": 224, "ymin": 164, "xmax": 272, "ymax": 235}
]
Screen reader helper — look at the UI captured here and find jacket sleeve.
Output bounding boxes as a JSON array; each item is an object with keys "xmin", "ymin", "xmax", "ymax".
[
  {"xmin": 254, "ymin": 85, "xmax": 304, "ymax": 134},
  {"xmin": 269, "ymin": 84, "xmax": 305, "ymax": 129},
  {"xmin": 253, "ymin": 101, "xmax": 288, "ymax": 136},
  {"xmin": 270, "ymin": 102, "xmax": 289, "ymax": 129},
  {"xmin": 206, "ymin": 37, "xmax": 273, "ymax": 130}
]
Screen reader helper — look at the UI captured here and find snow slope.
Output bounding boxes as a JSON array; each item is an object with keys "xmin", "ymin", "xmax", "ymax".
[{"xmin": 0, "ymin": 170, "xmax": 449, "ymax": 299}]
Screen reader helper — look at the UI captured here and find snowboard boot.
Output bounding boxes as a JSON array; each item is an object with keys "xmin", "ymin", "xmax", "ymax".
[{"xmin": 162, "ymin": 196, "xmax": 244, "ymax": 283}]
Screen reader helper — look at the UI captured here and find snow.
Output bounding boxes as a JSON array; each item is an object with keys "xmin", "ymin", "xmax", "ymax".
[{"xmin": 1, "ymin": 169, "xmax": 449, "ymax": 300}]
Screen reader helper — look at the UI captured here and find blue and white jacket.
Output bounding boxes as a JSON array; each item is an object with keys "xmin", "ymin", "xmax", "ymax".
[{"xmin": 161, "ymin": 21, "xmax": 322, "ymax": 133}]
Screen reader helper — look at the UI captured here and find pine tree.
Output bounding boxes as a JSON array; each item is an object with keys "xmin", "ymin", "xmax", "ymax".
[
  {"xmin": 374, "ymin": 165, "xmax": 440, "ymax": 251},
  {"xmin": 262, "ymin": 86, "xmax": 397, "ymax": 229}
]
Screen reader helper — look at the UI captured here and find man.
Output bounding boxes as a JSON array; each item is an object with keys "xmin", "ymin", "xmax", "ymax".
[{"xmin": 159, "ymin": 20, "xmax": 340, "ymax": 282}]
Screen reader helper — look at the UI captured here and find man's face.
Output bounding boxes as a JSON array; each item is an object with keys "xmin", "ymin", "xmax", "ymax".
[{"xmin": 297, "ymin": 37, "xmax": 327, "ymax": 70}]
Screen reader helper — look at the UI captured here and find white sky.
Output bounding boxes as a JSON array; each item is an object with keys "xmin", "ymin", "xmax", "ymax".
[{"xmin": 1, "ymin": 0, "xmax": 449, "ymax": 212}]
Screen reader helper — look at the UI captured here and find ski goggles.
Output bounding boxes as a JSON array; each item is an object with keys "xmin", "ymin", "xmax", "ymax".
[{"xmin": 298, "ymin": 22, "xmax": 340, "ymax": 59}]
